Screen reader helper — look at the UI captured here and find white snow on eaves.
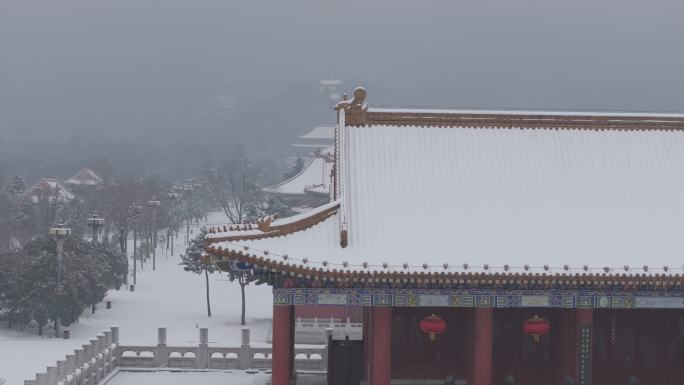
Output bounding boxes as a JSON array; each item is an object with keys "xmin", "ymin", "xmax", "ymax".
[
  {"xmin": 298, "ymin": 125, "xmax": 335, "ymax": 140},
  {"xmin": 368, "ymin": 107, "xmax": 684, "ymax": 119},
  {"xmin": 206, "ymin": 201, "xmax": 340, "ymax": 240},
  {"xmin": 266, "ymin": 156, "xmax": 332, "ymax": 195},
  {"xmin": 217, "ymin": 124, "xmax": 684, "ymax": 274}
]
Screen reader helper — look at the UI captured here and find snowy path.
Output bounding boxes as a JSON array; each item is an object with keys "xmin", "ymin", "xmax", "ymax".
[{"xmin": 0, "ymin": 212, "xmax": 274, "ymax": 385}]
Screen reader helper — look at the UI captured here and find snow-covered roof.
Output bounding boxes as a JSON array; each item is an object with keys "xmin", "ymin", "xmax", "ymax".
[
  {"xmin": 66, "ymin": 168, "xmax": 102, "ymax": 185},
  {"xmin": 206, "ymin": 201, "xmax": 340, "ymax": 242},
  {"xmin": 320, "ymin": 80, "xmax": 343, "ymax": 86},
  {"xmin": 298, "ymin": 125, "xmax": 335, "ymax": 140},
  {"xmin": 209, "ymin": 88, "xmax": 684, "ymax": 276},
  {"xmin": 25, "ymin": 178, "xmax": 74, "ymax": 203},
  {"xmin": 321, "ymin": 146, "xmax": 334, "ymax": 156},
  {"xmin": 368, "ymin": 107, "xmax": 684, "ymax": 119},
  {"xmin": 266, "ymin": 156, "xmax": 333, "ymax": 195},
  {"xmin": 291, "ymin": 143, "xmax": 334, "ymax": 149}
]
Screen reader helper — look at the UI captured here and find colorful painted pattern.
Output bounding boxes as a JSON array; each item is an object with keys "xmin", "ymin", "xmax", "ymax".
[{"xmin": 272, "ymin": 288, "xmax": 684, "ymax": 309}]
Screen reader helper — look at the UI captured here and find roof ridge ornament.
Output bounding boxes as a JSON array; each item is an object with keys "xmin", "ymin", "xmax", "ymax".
[{"xmin": 336, "ymin": 87, "xmax": 368, "ymax": 126}]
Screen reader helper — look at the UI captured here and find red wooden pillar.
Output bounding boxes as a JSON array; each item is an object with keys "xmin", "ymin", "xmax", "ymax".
[
  {"xmin": 463, "ymin": 308, "xmax": 476, "ymax": 385},
  {"xmin": 556, "ymin": 309, "xmax": 578, "ymax": 385},
  {"xmin": 369, "ymin": 307, "xmax": 392, "ymax": 385},
  {"xmin": 363, "ymin": 307, "xmax": 371, "ymax": 382},
  {"xmin": 272, "ymin": 304, "xmax": 294, "ymax": 385},
  {"xmin": 472, "ymin": 307, "xmax": 493, "ymax": 385}
]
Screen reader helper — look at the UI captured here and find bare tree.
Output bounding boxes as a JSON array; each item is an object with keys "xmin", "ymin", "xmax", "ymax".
[
  {"xmin": 33, "ymin": 186, "xmax": 62, "ymax": 234},
  {"xmin": 207, "ymin": 151, "xmax": 261, "ymax": 224},
  {"xmin": 226, "ymin": 264, "xmax": 256, "ymax": 325},
  {"xmin": 101, "ymin": 180, "xmax": 141, "ymax": 254}
]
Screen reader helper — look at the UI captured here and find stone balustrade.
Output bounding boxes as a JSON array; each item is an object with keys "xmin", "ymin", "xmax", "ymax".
[
  {"xmin": 25, "ymin": 326, "xmax": 327, "ymax": 385},
  {"xmin": 293, "ymin": 317, "xmax": 362, "ymax": 344},
  {"xmin": 24, "ymin": 326, "xmax": 119, "ymax": 385}
]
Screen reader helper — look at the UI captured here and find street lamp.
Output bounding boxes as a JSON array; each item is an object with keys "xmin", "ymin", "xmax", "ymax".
[
  {"xmin": 166, "ymin": 190, "xmax": 181, "ymax": 256},
  {"xmin": 130, "ymin": 204, "xmax": 144, "ymax": 286},
  {"xmin": 182, "ymin": 184, "xmax": 194, "ymax": 244},
  {"xmin": 147, "ymin": 198, "xmax": 161, "ymax": 270},
  {"xmin": 86, "ymin": 212, "xmax": 104, "ymax": 243},
  {"xmin": 48, "ymin": 223, "xmax": 71, "ymax": 336}
]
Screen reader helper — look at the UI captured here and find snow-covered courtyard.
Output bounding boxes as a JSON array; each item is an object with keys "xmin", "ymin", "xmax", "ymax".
[
  {"xmin": 0, "ymin": 212, "xmax": 275, "ymax": 385},
  {"xmin": 106, "ymin": 370, "xmax": 271, "ymax": 385},
  {"xmin": 105, "ymin": 369, "xmax": 326, "ymax": 385}
]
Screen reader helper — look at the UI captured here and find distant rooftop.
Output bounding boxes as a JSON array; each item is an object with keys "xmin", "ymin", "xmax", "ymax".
[
  {"xmin": 320, "ymin": 80, "xmax": 342, "ymax": 86},
  {"xmin": 297, "ymin": 125, "xmax": 335, "ymax": 140}
]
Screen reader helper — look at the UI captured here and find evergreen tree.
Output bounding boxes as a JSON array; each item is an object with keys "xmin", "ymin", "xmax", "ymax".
[
  {"xmin": 225, "ymin": 261, "xmax": 256, "ymax": 326},
  {"xmin": 5, "ymin": 176, "xmax": 27, "ymax": 197},
  {"xmin": 283, "ymin": 156, "xmax": 306, "ymax": 179},
  {"xmin": 248, "ymin": 194, "xmax": 294, "ymax": 219},
  {"xmin": 263, "ymin": 195, "xmax": 294, "ymax": 218},
  {"xmin": 0, "ymin": 236, "xmax": 127, "ymax": 335},
  {"xmin": 179, "ymin": 229, "xmax": 216, "ymax": 317}
]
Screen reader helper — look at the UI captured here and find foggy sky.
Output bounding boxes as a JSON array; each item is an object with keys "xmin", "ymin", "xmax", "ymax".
[{"xmin": 1, "ymin": 0, "xmax": 684, "ymax": 177}]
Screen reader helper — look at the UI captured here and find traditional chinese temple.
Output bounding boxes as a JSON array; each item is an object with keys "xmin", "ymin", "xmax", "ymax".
[
  {"xmin": 206, "ymin": 88, "xmax": 684, "ymax": 385},
  {"xmin": 265, "ymin": 146, "xmax": 334, "ymax": 209}
]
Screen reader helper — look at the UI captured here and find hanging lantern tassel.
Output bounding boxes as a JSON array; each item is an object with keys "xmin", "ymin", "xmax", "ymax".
[
  {"xmin": 419, "ymin": 314, "xmax": 447, "ymax": 341},
  {"xmin": 523, "ymin": 315, "xmax": 550, "ymax": 343}
]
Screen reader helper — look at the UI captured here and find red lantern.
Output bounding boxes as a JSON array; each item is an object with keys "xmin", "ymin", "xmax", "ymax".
[
  {"xmin": 419, "ymin": 314, "xmax": 447, "ymax": 340},
  {"xmin": 523, "ymin": 315, "xmax": 550, "ymax": 342}
]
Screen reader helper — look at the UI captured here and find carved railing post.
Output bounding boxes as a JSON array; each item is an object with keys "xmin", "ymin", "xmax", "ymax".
[
  {"xmin": 65, "ymin": 355, "xmax": 76, "ymax": 376},
  {"xmin": 322, "ymin": 327, "xmax": 333, "ymax": 371},
  {"xmin": 110, "ymin": 326, "xmax": 119, "ymax": 344},
  {"xmin": 155, "ymin": 327, "xmax": 168, "ymax": 367},
  {"xmin": 35, "ymin": 372, "xmax": 46, "ymax": 385},
  {"xmin": 46, "ymin": 367, "xmax": 58, "ymax": 384},
  {"xmin": 197, "ymin": 328, "xmax": 209, "ymax": 369},
  {"xmin": 57, "ymin": 360, "xmax": 67, "ymax": 382},
  {"xmin": 75, "ymin": 349, "xmax": 84, "ymax": 369},
  {"xmin": 92, "ymin": 337, "xmax": 103, "ymax": 381},
  {"xmin": 239, "ymin": 327, "xmax": 251, "ymax": 369},
  {"xmin": 110, "ymin": 326, "xmax": 120, "ymax": 369}
]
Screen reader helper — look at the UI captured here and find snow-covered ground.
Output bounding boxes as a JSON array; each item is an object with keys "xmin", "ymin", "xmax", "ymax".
[
  {"xmin": 106, "ymin": 370, "xmax": 271, "ymax": 385},
  {"xmin": 105, "ymin": 369, "xmax": 326, "ymax": 385},
  {"xmin": 0, "ymin": 211, "xmax": 274, "ymax": 385}
]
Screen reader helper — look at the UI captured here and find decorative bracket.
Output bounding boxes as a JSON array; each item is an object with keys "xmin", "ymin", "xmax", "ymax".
[{"xmin": 335, "ymin": 87, "xmax": 368, "ymax": 126}]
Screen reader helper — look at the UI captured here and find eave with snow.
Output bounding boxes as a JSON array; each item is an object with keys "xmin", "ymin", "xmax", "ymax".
[
  {"xmin": 206, "ymin": 87, "xmax": 684, "ymax": 385},
  {"xmin": 265, "ymin": 144, "xmax": 334, "ymax": 208},
  {"xmin": 24, "ymin": 178, "xmax": 74, "ymax": 204}
]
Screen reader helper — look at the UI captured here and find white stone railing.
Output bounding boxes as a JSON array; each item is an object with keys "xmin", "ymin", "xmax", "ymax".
[
  {"xmin": 117, "ymin": 327, "xmax": 327, "ymax": 371},
  {"xmin": 24, "ymin": 327, "xmax": 119, "ymax": 385},
  {"xmin": 25, "ymin": 326, "xmax": 327, "ymax": 385},
  {"xmin": 294, "ymin": 317, "xmax": 362, "ymax": 343}
]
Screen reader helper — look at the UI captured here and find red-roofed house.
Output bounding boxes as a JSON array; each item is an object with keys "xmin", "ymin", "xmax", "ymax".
[
  {"xmin": 66, "ymin": 168, "xmax": 103, "ymax": 186},
  {"xmin": 24, "ymin": 178, "xmax": 74, "ymax": 204}
]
